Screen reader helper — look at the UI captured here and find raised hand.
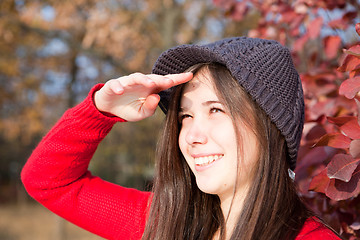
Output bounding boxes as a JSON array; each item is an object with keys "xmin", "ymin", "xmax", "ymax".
[{"xmin": 94, "ymin": 72, "xmax": 193, "ymax": 121}]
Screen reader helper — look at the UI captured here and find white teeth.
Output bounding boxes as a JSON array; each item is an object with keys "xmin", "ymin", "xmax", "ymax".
[{"xmin": 194, "ymin": 155, "xmax": 222, "ymax": 166}]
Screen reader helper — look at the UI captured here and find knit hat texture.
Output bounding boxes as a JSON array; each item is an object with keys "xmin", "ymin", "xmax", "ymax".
[{"xmin": 152, "ymin": 37, "xmax": 304, "ymax": 170}]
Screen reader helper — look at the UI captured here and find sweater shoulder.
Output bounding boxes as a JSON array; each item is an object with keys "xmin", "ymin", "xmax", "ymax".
[{"xmin": 295, "ymin": 217, "xmax": 341, "ymax": 240}]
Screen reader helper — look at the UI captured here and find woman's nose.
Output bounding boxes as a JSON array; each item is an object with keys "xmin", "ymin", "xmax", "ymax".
[{"xmin": 185, "ymin": 121, "xmax": 208, "ymax": 145}]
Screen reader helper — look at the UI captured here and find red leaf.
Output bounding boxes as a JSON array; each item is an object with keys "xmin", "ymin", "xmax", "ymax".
[
  {"xmin": 356, "ymin": 98, "xmax": 360, "ymax": 123},
  {"xmin": 324, "ymin": 36, "xmax": 341, "ymax": 59},
  {"xmin": 342, "ymin": 11, "xmax": 358, "ymax": 22},
  {"xmin": 327, "ymin": 154, "xmax": 360, "ymax": 182},
  {"xmin": 339, "ymin": 77, "xmax": 360, "ymax": 99},
  {"xmin": 230, "ymin": 2, "xmax": 249, "ymax": 21},
  {"xmin": 314, "ymin": 133, "xmax": 351, "ymax": 148},
  {"xmin": 309, "ymin": 168, "xmax": 330, "ymax": 194},
  {"xmin": 349, "ymin": 69, "xmax": 360, "ymax": 78},
  {"xmin": 356, "ymin": 23, "xmax": 360, "ymax": 37},
  {"xmin": 325, "ymin": 164, "xmax": 360, "ymax": 200},
  {"xmin": 306, "ymin": 99, "xmax": 338, "ymax": 120},
  {"xmin": 344, "ymin": 45, "xmax": 360, "ymax": 57},
  {"xmin": 281, "ymin": 10, "xmax": 298, "ymax": 24},
  {"xmin": 293, "ymin": 34, "xmax": 309, "ymax": 52},
  {"xmin": 308, "ymin": 17, "xmax": 323, "ymax": 39},
  {"xmin": 301, "ymin": 72, "xmax": 337, "ymax": 97},
  {"xmin": 341, "ymin": 118, "xmax": 360, "ymax": 139},
  {"xmin": 328, "ymin": 116, "xmax": 360, "ymax": 139},
  {"xmin": 328, "ymin": 116, "xmax": 354, "ymax": 125},
  {"xmin": 306, "ymin": 125, "xmax": 327, "ymax": 142},
  {"xmin": 337, "ymin": 54, "xmax": 360, "ymax": 72},
  {"xmin": 328, "ymin": 18, "xmax": 348, "ymax": 30},
  {"xmin": 297, "ymin": 146, "xmax": 336, "ymax": 170},
  {"xmin": 349, "ymin": 139, "xmax": 360, "ymax": 159}
]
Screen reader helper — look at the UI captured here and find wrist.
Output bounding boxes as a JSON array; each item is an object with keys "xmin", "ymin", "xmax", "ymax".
[{"xmin": 91, "ymin": 84, "xmax": 123, "ymax": 119}]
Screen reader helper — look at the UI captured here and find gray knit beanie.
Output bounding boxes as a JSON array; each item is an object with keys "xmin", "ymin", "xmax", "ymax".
[{"xmin": 152, "ymin": 37, "xmax": 304, "ymax": 170}]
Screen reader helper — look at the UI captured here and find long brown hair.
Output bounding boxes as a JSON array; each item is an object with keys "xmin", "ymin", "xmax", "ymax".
[{"xmin": 142, "ymin": 63, "xmax": 311, "ymax": 239}]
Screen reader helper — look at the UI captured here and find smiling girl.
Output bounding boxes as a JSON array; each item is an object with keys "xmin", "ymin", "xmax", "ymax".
[{"xmin": 22, "ymin": 37, "xmax": 341, "ymax": 239}]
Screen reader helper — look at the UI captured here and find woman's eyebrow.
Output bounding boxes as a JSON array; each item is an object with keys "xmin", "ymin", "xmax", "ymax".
[
  {"xmin": 180, "ymin": 100, "xmax": 221, "ymax": 109},
  {"xmin": 179, "ymin": 100, "xmax": 222, "ymax": 112},
  {"xmin": 202, "ymin": 100, "xmax": 222, "ymax": 106}
]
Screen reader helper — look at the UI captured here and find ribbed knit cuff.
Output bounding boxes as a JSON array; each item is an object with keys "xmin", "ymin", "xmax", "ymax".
[{"xmin": 65, "ymin": 83, "xmax": 126, "ymax": 139}]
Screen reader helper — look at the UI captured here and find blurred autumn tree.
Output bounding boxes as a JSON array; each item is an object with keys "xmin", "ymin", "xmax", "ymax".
[
  {"xmin": 0, "ymin": 0, "xmax": 259, "ymax": 204},
  {"xmin": 213, "ymin": 0, "xmax": 360, "ymax": 238}
]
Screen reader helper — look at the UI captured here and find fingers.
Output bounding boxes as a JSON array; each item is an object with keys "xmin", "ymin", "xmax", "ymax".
[
  {"xmin": 146, "ymin": 72, "xmax": 193, "ymax": 92},
  {"xmin": 107, "ymin": 79, "xmax": 124, "ymax": 95},
  {"xmin": 165, "ymin": 72, "xmax": 193, "ymax": 85},
  {"xmin": 143, "ymin": 94, "xmax": 161, "ymax": 114},
  {"xmin": 95, "ymin": 72, "xmax": 193, "ymax": 121},
  {"xmin": 127, "ymin": 72, "xmax": 193, "ymax": 88},
  {"xmin": 121, "ymin": 73, "xmax": 156, "ymax": 89},
  {"xmin": 114, "ymin": 72, "xmax": 193, "ymax": 93}
]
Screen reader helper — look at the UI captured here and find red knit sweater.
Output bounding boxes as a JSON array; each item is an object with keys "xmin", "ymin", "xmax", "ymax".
[{"xmin": 21, "ymin": 84, "xmax": 341, "ymax": 240}]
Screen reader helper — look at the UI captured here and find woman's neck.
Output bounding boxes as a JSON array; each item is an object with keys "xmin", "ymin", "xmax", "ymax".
[{"xmin": 216, "ymin": 186, "xmax": 249, "ymax": 239}]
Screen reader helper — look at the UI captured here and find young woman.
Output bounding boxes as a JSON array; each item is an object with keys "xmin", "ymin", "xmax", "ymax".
[{"xmin": 21, "ymin": 37, "xmax": 341, "ymax": 239}]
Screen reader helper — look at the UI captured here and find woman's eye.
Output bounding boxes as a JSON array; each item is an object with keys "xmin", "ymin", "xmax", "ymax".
[
  {"xmin": 210, "ymin": 108, "xmax": 224, "ymax": 113},
  {"xmin": 179, "ymin": 114, "xmax": 192, "ymax": 122}
]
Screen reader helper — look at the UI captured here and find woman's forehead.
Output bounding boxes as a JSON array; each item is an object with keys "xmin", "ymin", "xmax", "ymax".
[
  {"xmin": 180, "ymin": 74, "xmax": 219, "ymax": 108},
  {"xmin": 183, "ymin": 71, "xmax": 214, "ymax": 92}
]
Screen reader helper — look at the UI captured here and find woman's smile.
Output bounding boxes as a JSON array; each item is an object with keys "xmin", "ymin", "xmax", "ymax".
[
  {"xmin": 193, "ymin": 154, "xmax": 224, "ymax": 171},
  {"xmin": 194, "ymin": 154, "xmax": 223, "ymax": 166}
]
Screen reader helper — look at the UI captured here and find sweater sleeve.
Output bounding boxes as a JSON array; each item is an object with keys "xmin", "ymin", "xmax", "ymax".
[{"xmin": 21, "ymin": 84, "xmax": 151, "ymax": 240}]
